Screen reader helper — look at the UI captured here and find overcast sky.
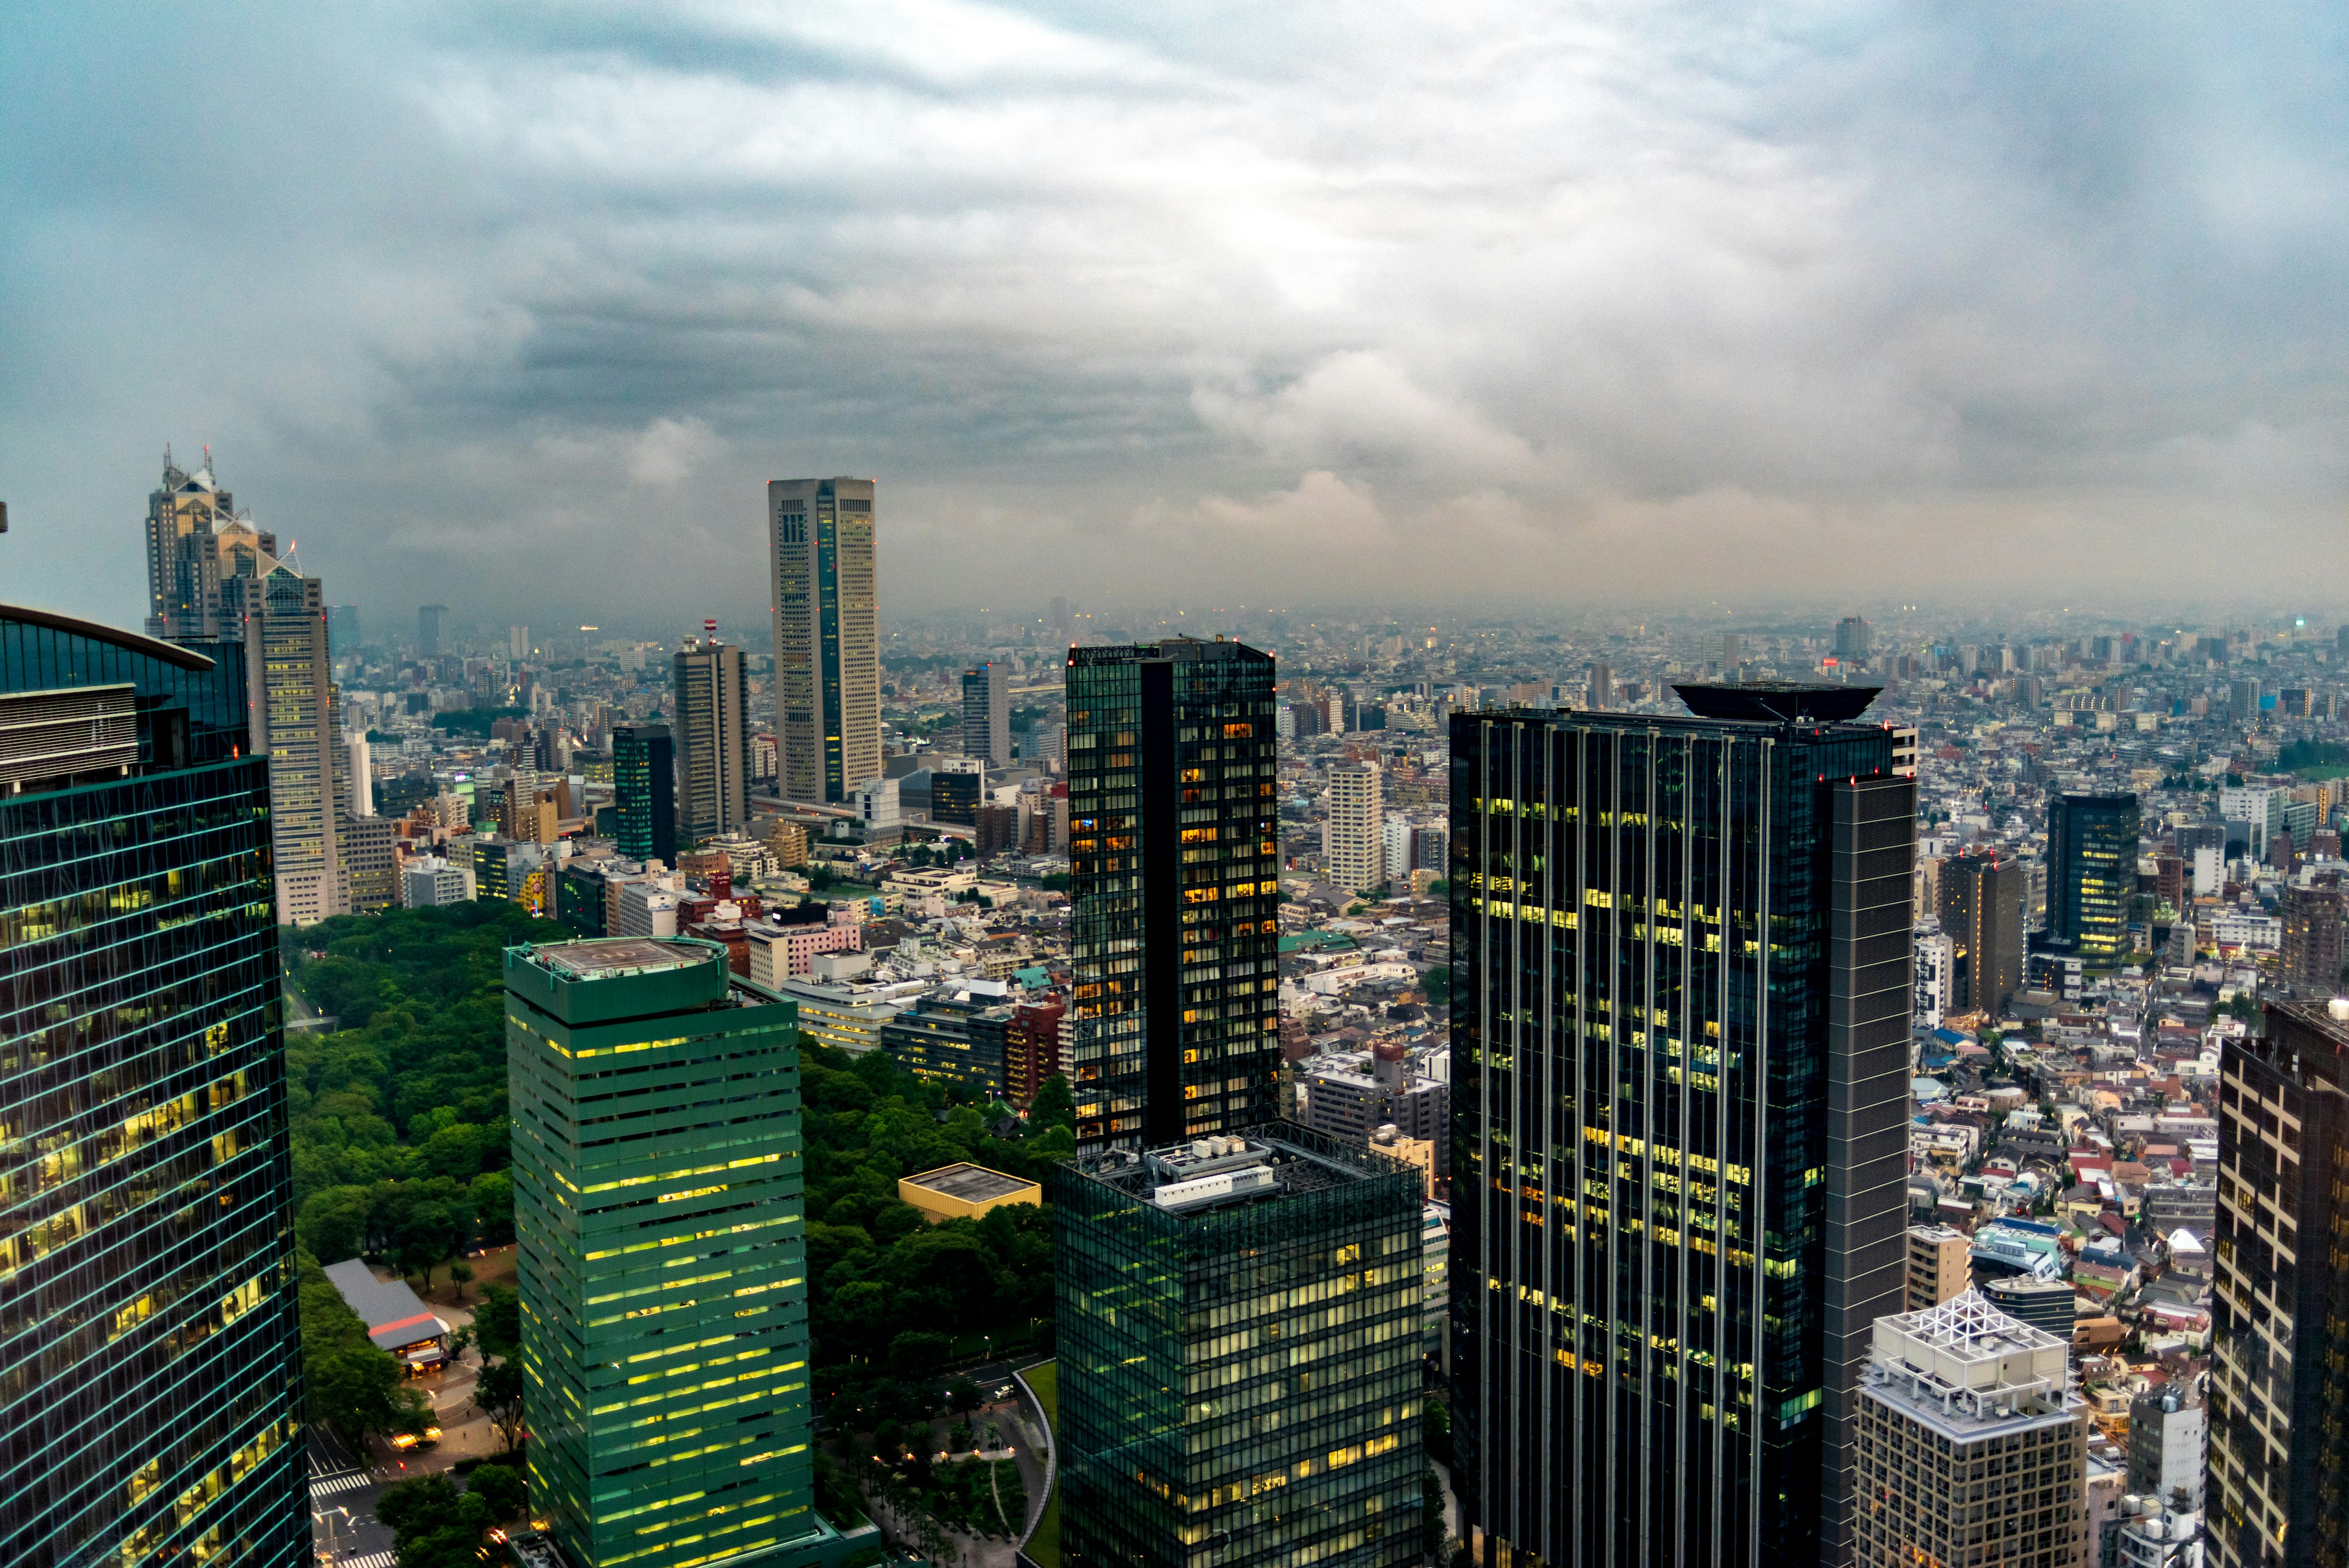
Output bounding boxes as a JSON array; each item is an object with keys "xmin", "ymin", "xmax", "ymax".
[{"xmin": 4, "ymin": 1, "xmax": 2345, "ymax": 636}]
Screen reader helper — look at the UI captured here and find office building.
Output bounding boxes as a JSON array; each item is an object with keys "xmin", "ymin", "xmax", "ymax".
[
  {"xmin": 340, "ymin": 813, "xmax": 399, "ymax": 913},
  {"xmin": 1452, "ymin": 683, "xmax": 1915, "ymax": 1567},
  {"xmin": 1053, "ymin": 1127, "xmax": 1423, "ymax": 1567},
  {"xmin": 768, "ymin": 478, "xmax": 880, "ymax": 803},
  {"xmin": 674, "ymin": 625, "xmax": 752, "ymax": 845},
  {"xmin": 930, "ymin": 763, "xmax": 982, "ymax": 827},
  {"xmin": 403, "ymin": 855, "xmax": 476, "ymax": 907},
  {"xmin": 2207, "ymin": 999, "xmax": 2349, "ymax": 1568},
  {"xmin": 962, "ymin": 661, "xmax": 1012, "ymax": 767},
  {"xmin": 2045, "ymin": 793, "xmax": 2139, "ymax": 965},
  {"xmin": 1299, "ymin": 1044, "xmax": 1450, "ymax": 1170},
  {"xmin": 852, "ymin": 775, "xmax": 900, "ymax": 834},
  {"xmin": 1942, "ymin": 849, "xmax": 2024, "ymax": 1018},
  {"xmin": 2126, "ymin": 1378, "xmax": 2206, "ymax": 1510},
  {"xmin": 1833, "ymin": 615, "xmax": 1872, "ymax": 665},
  {"xmin": 1004, "ymin": 997, "xmax": 1068, "ymax": 1104},
  {"xmin": 1584, "ymin": 659, "xmax": 1611, "ymax": 710},
  {"xmin": 327, "ymin": 603, "xmax": 362, "ymax": 659},
  {"xmin": 417, "ymin": 603, "xmax": 446, "ymax": 657},
  {"xmin": 2280, "ymin": 877, "xmax": 2345, "ymax": 995},
  {"xmin": 612, "ymin": 723, "xmax": 677, "ymax": 866},
  {"xmin": 976, "ymin": 801, "xmax": 1021, "ymax": 858},
  {"xmin": 346, "ymin": 731, "xmax": 373, "ymax": 817},
  {"xmin": 0, "ymin": 604, "xmax": 303, "ymax": 1568},
  {"xmin": 1850, "ymin": 1292, "xmax": 2086, "ymax": 1567},
  {"xmin": 1066, "ymin": 638, "xmax": 1280, "ymax": 1151},
  {"xmin": 506, "ymin": 937, "xmax": 866, "ymax": 1568},
  {"xmin": 881, "ymin": 992, "xmax": 1008, "ymax": 1098},
  {"xmin": 1324, "ymin": 760, "xmax": 1384, "ymax": 891},
  {"xmin": 143, "ymin": 454, "xmax": 273, "ymax": 640},
  {"xmin": 1907, "ymin": 1224, "xmax": 1972, "ymax": 1310},
  {"xmin": 229, "ymin": 557, "xmax": 346, "ymax": 926}
]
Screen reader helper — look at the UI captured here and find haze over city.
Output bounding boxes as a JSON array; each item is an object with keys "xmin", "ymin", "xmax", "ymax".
[{"xmin": 7, "ymin": 1, "xmax": 2346, "ymax": 628}]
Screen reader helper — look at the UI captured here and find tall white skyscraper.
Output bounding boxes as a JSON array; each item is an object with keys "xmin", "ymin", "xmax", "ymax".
[
  {"xmin": 767, "ymin": 478, "xmax": 880, "ymax": 803},
  {"xmin": 347, "ymin": 732, "xmax": 374, "ymax": 817},
  {"xmin": 1323, "ymin": 760, "xmax": 1383, "ymax": 891},
  {"xmin": 233, "ymin": 560, "xmax": 347, "ymax": 926}
]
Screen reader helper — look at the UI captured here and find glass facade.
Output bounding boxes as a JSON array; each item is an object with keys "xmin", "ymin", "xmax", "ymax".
[
  {"xmin": 1052, "ymin": 1124, "xmax": 1425, "ymax": 1567},
  {"xmin": 1, "ymin": 608, "xmax": 302, "ymax": 1568},
  {"xmin": 2043, "ymin": 793, "xmax": 2137, "ymax": 965},
  {"xmin": 613, "ymin": 724, "xmax": 677, "ymax": 866},
  {"xmin": 1066, "ymin": 639, "xmax": 1280, "ymax": 1152},
  {"xmin": 1450, "ymin": 699, "xmax": 1913, "ymax": 1568},
  {"xmin": 506, "ymin": 937, "xmax": 861, "ymax": 1568},
  {"xmin": 768, "ymin": 480, "xmax": 879, "ymax": 804}
]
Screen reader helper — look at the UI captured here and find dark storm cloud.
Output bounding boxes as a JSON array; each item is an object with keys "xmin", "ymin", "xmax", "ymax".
[{"xmin": 2, "ymin": 1, "xmax": 2343, "ymax": 631}]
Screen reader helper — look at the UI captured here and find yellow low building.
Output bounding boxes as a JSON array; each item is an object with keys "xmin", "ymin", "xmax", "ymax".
[{"xmin": 899, "ymin": 1162, "xmax": 1042, "ymax": 1224}]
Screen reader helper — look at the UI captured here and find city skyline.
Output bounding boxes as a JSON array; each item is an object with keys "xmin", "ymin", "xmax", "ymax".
[{"xmin": 7, "ymin": 7, "xmax": 2348, "ymax": 625}]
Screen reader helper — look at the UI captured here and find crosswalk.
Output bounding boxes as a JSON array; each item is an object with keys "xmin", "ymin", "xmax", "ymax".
[
  {"xmin": 309, "ymin": 1469, "xmax": 374, "ymax": 1498},
  {"xmin": 330, "ymin": 1553, "xmax": 395, "ymax": 1568}
]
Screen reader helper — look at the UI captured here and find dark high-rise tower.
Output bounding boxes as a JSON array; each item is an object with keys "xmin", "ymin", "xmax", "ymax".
[
  {"xmin": 612, "ymin": 722, "xmax": 677, "ymax": 865},
  {"xmin": 768, "ymin": 478, "xmax": 880, "ymax": 803},
  {"xmin": 1, "ymin": 604, "xmax": 302, "ymax": 1568},
  {"xmin": 1940, "ymin": 849, "xmax": 2023, "ymax": 1018},
  {"xmin": 2207, "ymin": 999, "xmax": 2349, "ymax": 1568},
  {"xmin": 672, "ymin": 624, "xmax": 751, "ymax": 845},
  {"xmin": 962, "ymin": 661, "xmax": 1012, "ymax": 767},
  {"xmin": 2044, "ymin": 793, "xmax": 2137, "ymax": 965},
  {"xmin": 1450, "ymin": 683, "xmax": 1914, "ymax": 1568},
  {"xmin": 1066, "ymin": 638, "xmax": 1279, "ymax": 1151}
]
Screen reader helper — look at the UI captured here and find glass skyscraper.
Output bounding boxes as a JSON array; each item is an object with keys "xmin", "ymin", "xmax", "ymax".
[
  {"xmin": 1450, "ymin": 685, "xmax": 1914, "ymax": 1567},
  {"xmin": 672, "ymin": 630, "xmax": 751, "ymax": 846},
  {"xmin": 612, "ymin": 723, "xmax": 677, "ymax": 866},
  {"xmin": 1064, "ymin": 638, "xmax": 1280, "ymax": 1152},
  {"xmin": 1, "ymin": 604, "xmax": 302, "ymax": 1568},
  {"xmin": 767, "ymin": 479, "xmax": 880, "ymax": 804},
  {"xmin": 1052, "ymin": 1125, "xmax": 1425, "ymax": 1567},
  {"xmin": 2043, "ymin": 792, "xmax": 2137, "ymax": 965},
  {"xmin": 505, "ymin": 936, "xmax": 867, "ymax": 1568}
]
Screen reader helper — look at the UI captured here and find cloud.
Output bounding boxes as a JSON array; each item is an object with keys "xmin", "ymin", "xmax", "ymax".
[{"xmin": 3, "ymin": 0, "xmax": 2347, "ymax": 628}]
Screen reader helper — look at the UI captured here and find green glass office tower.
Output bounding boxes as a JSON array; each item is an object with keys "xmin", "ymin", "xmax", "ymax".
[
  {"xmin": 2044, "ymin": 793, "xmax": 2137, "ymax": 965},
  {"xmin": 1450, "ymin": 685, "xmax": 1914, "ymax": 1568},
  {"xmin": 1052, "ymin": 1125, "xmax": 1425, "ymax": 1567},
  {"xmin": 1, "ymin": 605, "xmax": 302, "ymax": 1568},
  {"xmin": 1065, "ymin": 638, "xmax": 1280, "ymax": 1152},
  {"xmin": 614, "ymin": 723, "xmax": 677, "ymax": 865},
  {"xmin": 505, "ymin": 937, "xmax": 865, "ymax": 1568}
]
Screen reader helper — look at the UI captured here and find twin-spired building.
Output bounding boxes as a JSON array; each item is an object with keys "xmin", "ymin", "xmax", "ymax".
[{"xmin": 766, "ymin": 479, "xmax": 880, "ymax": 805}]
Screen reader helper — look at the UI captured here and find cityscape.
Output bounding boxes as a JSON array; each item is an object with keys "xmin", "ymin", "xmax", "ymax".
[{"xmin": 4, "ymin": 8, "xmax": 2346, "ymax": 1568}]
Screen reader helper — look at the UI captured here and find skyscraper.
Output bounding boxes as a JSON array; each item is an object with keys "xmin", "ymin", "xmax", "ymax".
[
  {"xmin": 1451, "ymin": 683, "xmax": 1914, "ymax": 1568},
  {"xmin": 1941, "ymin": 850, "xmax": 2024, "ymax": 1018},
  {"xmin": 346, "ymin": 730, "xmax": 373, "ymax": 817},
  {"xmin": 505, "ymin": 937, "xmax": 866, "ymax": 1568},
  {"xmin": 417, "ymin": 603, "xmax": 446, "ymax": 657},
  {"xmin": 1833, "ymin": 616, "xmax": 1872, "ymax": 665},
  {"xmin": 962, "ymin": 660, "xmax": 1012, "ymax": 767},
  {"xmin": 1324, "ymin": 759, "xmax": 1384, "ymax": 891},
  {"xmin": 1053, "ymin": 1127, "xmax": 1425, "ymax": 1567},
  {"xmin": 1, "ymin": 603, "xmax": 303, "ymax": 1568},
  {"xmin": 768, "ymin": 478, "xmax": 880, "ymax": 803},
  {"xmin": 2279, "ymin": 875, "xmax": 2345, "ymax": 996},
  {"xmin": 143, "ymin": 453, "xmax": 276, "ymax": 640},
  {"xmin": 1585, "ymin": 659, "xmax": 1611, "ymax": 710},
  {"xmin": 1066, "ymin": 638, "xmax": 1280, "ymax": 1152},
  {"xmin": 326, "ymin": 603, "xmax": 362, "ymax": 659},
  {"xmin": 673, "ymin": 625, "xmax": 751, "ymax": 845},
  {"xmin": 2207, "ymin": 998, "xmax": 2349, "ymax": 1568},
  {"xmin": 612, "ymin": 723, "xmax": 677, "ymax": 865},
  {"xmin": 2044, "ymin": 793, "xmax": 2138, "ymax": 965},
  {"xmin": 229, "ymin": 557, "xmax": 346, "ymax": 925}
]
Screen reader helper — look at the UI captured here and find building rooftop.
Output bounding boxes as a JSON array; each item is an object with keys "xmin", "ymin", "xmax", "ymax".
[
  {"xmin": 1863, "ymin": 1289, "xmax": 2078, "ymax": 1442},
  {"xmin": 1672, "ymin": 680, "xmax": 1884, "ymax": 724},
  {"xmin": 902, "ymin": 1162, "xmax": 1037, "ymax": 1205},
  {"xmin": 1069, "ymin": 1124, "xmax": 1403, "ymax": 1214},
  {"xmin": 532, "ymin": 938, "xmax": 706, "ymax": 979},
  {"xmin": 321, "ymin": 1258, "xmax": 447, "ymax": 1356}
]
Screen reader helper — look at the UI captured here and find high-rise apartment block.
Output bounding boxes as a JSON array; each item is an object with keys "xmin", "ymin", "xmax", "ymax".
[
  {"xmin": 768, "ymin": 478, "xmax": 880, "ymax": 803},
  {"xmin": 1451, "ymin": 684, "xmax": 1915, "ymax": 1567},
  {"xmin": 1942, "ymin": 849, "xmax": 2024, "ymax": 1019},
  {"xmin": 1907, "ymin": 1224, "xmax": 1973, "ymax": 1310},
  {"xmin": 2208, "ymin": 999, "xmax": 2349, "ymax": 1568},
  {"xmin": 2044, "ymin": 793, "xmax": 2138, "ymax": 965},
  {"xmin": 1833, "ymin": 615, "xmax": 1872, "ymax": 665},
  {"xmin": 1851, "ymin": 1292, "xmax": 2086, "ymax": 1567},
  {"xmin": 1, "ymin": 606, "xmax": 303, "ymax": 1568},
  {"xmin": 613, "ymin": 723, "xmax": 677, "ymax": 866},
  {"xmin": 673, "ymin": 626, "xmax": 752, "ymax": 845},
  {"xmin": 962, "ymin": 661, "xmax": 1012, "ymax": 767},
  {"xmin": 346, "ymin": 731, "xmax": 373, "ymax": 817},
  {"xmin": 2126, "ymin": 1378, "xmax": 2206, "ymax": 1511},
  {"xmin": 1066, "ymin": 638, "xmax": 1280, "ymax": 1152},
  {"xmin": 1324, "ymin": 759, "xmax": 1384, "ymax": 891},
  {"xmin": 2280, "ymin": 877, "xmax": 2345, "ymax": 995},
  {"xmin": 1053, "ymin": 1128, "xmax": 1425, "ymax": 1567},
  {"xmin": 505, "ymin": 937, "xmax": 866, "ymax": 1568}
]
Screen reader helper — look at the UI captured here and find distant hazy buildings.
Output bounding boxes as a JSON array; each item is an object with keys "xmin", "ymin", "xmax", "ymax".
[
  {"xmin": 962, "ymin": 660, "xmax": 1012, "ymax": 767},
  {"xmin": 2208, "ymin": 1000, "xmax": 2349, "ymax": 1568},
  {"xmin": 672, "ymin": 626, "xmax": 751, "ymax": 845},
  {"xmin": 1451, "ymin": 684, "xmax": 1914, "ymax": 1567},
  {"xmin": 768, "ymin": 478, "xmax": 880, "ymax": 803},
  {"xmin": 1067, "ymin": 637, "xmax": 1279, "ymax": 1151},
  {"xmin": 1, "ymin": 605, "xmax": 303, "ymax": 1568},
  {"xmin": 1053, "ymin": 1128, "xmax": 1423, "ymax": 1567},
  {"xmin": 417, "ymin": 602, "xmax": 446, "ymax": 656}
]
